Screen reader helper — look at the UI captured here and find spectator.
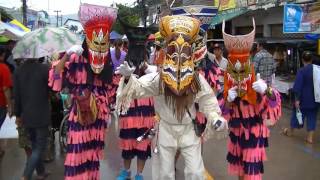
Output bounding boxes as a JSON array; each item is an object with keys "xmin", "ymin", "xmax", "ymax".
[
  {"xmin": 0, "ymin": 47, "xmax": 13, "ymax": 158},
  {"xmin": 152, "ymin": 41, "xmax": 165, "ymax": 68},
  {"xmin": 4, "ymin": 40, "xmax": 17, "ymax": 72},
  {"xmin": 283, "ymin": 51, "xmax": 319, "ymax": 144},
  {"xmin": 14, "ymin": 58, "xmax": 51, "ymax": 180},
  {"xmin": 253, "ymin": 41, "xmax": 276, "ymax": 86},
  {"xmin": 250, "ymin": 43, "xmax": 258, "ymax": 62},
  {"xmin": 123, "ymin": 40, "xmax": 129, "ymax": 53},
  {"xmin": 110, "ymin": 39, "xmax": 126, "ymax": 71},
  {"xmin": 209, "ymin": 43, "xmax": 228, "ymax": 85}
]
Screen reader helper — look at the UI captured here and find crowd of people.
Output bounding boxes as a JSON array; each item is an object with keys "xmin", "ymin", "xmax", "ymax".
[{"xmin": 0, "ymin": 3, "xmax": 318, "ymax": 180}]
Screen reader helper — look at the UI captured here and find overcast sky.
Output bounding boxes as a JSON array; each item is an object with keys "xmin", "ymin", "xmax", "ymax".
[{"xmin": 0, "ymin": 0, "xmax": 137, "ymax": 14}]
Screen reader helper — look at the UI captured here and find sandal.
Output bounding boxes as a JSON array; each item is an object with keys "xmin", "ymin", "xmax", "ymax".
[
  {"xmin": 36, "ymin": 171, "xmax": 51, "ymax": 180},
  {"xmin": 305, "ymin": 138, "xmax": 314, "ymax": 144},
  {"xmin": 282, "ymin": 128, "xmax": 292, "ymax": 137}
]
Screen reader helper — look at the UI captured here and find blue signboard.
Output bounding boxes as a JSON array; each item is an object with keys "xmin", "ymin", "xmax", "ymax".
[
  {"xmin": 283, "ymin": 3, "xmax": 320, "ymax": 33},
  {"xmin": 171, "ymin": 5, "xmax": 218, "ymax": 31}
]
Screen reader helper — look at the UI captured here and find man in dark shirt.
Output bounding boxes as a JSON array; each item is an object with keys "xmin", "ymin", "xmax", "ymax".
[{"xmin": 14, "ymin": 58, "xmax": 50, "ymax": 180}]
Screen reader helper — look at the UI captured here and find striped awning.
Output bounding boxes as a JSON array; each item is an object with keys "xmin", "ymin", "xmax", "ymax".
[{"xmin": 208, "ymin": 8, "xmax": 248, "ymax": 29}]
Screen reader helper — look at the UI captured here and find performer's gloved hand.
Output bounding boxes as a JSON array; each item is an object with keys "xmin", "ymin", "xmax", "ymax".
[
  {"xmin": 212, "ymin": 118, "xmax": 228, "ymax": 131},
  {"xmin": 66, "ymin": 45, "xmax": 83, "ymax": 56},
  {"xmin": 252, "ymin": 73, "xmax": 267, "ymax": 94},
  {"xmin": 115, "ymin": 61, "xmax": 136, "ymax": 77},
  {"xmin": 144, "ymin": 64, "xmax": 158, "ymax": 74},
  {"xmin": 227, "ymin": 86, "xmax": 238, "ymax": 102}
]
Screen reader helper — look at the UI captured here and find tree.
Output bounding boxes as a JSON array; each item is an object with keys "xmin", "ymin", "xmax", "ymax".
[
  {"xmin": 0, "ymin": 8, "xmax": 13, "ymax": 22},
  {"xmin": 112, "ymin": 4, "xmax": 140, "ymax": 34}
]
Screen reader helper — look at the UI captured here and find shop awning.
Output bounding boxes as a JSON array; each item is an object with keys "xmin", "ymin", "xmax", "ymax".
[
  {"xmin": 208, "ymin": 8, "xmax": 248, "ymax": 29},
  {"xmin": 0, "ymin": 21, "xmax": 28, "ymax": 40}
]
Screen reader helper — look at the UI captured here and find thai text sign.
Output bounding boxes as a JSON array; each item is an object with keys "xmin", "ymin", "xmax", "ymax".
[
  {"xmin": 171, "ymin": 5, "xmax": 218, "ymax": 30},
  {"xmin": 283, "ymin": 3, "xmax": 320, "ymax": 33}
]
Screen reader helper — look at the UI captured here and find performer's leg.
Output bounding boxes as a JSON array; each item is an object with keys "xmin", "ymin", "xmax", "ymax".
[
  {"xmin": 137, "ymin": 158, "xmax": 146, "ymax": 174},
  {"xmin": 158, "ymin": 144, "xmax": 176, "ymax": 180},
  {"xmin": 158, "ymin": 122, "xmax": 178, "ymax": 180},
  {"xmin": 124, "ymin": 159, "xmax": 132, "ymax": 171},
  {"xmin": 180, "ymin": 142, "xmax": 204, "ymax": 180},
  {"xmin": 117, "ymin": 158, "xmax": 132, "ymax": 180}
]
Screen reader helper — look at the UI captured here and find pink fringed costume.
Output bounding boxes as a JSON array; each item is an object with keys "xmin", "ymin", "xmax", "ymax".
[
  {"xmin": 221, "ymin": 19, "xmax": 282, "ymax": 180},
  {"xmin": 48, "ymin": 4, "xmax": 118, "ymax": 180},
  {"xmin": 116, "ymin": 22, "xmax": 157, "ymax": 161},
  {"xmin": 119, "ymin": 96, "xmax": 155, "ymax": 160}
]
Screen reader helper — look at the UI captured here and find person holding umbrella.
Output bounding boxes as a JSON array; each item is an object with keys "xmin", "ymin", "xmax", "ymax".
[{"xmin": 14, "ymin": 56, "xmax": 51, "ymax": 180}]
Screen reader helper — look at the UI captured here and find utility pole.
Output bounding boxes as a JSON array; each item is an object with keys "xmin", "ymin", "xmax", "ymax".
[
  {"xmin": 60, "ymin": 15, "xmax": 63, "ymax": 26},
  {"xmin": 54, "ymin": 10, "xmax": 61, "ymax": 27},
  {"xmin": 22, "ymin": 0, "xmax": 27, "ymax": 25}
]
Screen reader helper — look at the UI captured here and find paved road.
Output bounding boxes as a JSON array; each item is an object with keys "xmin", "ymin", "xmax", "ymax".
[{"xmin": 0, "ymin": 107, "xmax": 319, "ymax": 180}]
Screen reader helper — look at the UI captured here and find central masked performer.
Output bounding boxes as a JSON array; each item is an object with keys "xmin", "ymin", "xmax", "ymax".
[
  {"xmin": 221, "ymin": 19, "xmax": 282, "ymax": 180},
  {"xmin": 116, "ymin": 15, "xmax": 227, "ymax": 180},
  {"xmin": 48, "ymin": 4, "xmax": 118, "ymax": 180}
]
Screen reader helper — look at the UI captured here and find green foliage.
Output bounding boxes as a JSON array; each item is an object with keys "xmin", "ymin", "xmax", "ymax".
[
  {"xmin": 112, "ymin": 4, "xmax": 140, "ymax": 34},
  {"xmin": 0, "ymin": 8, "xmax": 13, "ymax": 22}
]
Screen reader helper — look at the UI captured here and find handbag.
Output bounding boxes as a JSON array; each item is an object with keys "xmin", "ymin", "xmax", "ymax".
[
  {"xmin": 296, "ymin": 108, "xmax": 303, "ymax": 125},
  {"xmin": 185, "ymin": 107, "xmax": 207, "ymax": 137},
  {"xmin": 75, "ymin": 89, "xmax": 98, "ymax": 126}
]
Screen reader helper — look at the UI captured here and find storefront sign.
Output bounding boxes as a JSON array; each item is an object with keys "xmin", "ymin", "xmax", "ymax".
[
  {"xmin": 214, "ymin": 0, "xmax": 236, "ymax": 11},
  {"xmin": 171, "ymin": 5, "xmax": 218, "ymax": 30},
  {"xmin": 283, "ymin": 3, "xmax": 320, "ymax": 33}
]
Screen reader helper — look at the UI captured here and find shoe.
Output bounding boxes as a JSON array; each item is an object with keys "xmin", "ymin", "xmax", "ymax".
[
  {"xmin": 135, "ymin": 174, "xmax": 144, "ymax": 180},
  {"xmin": 36, "ymin": 171, "xmax": 51, "ymax": 180},
  {"xmin": 117, "ymin": 169, "xmax": 130, "ymax": 180}
]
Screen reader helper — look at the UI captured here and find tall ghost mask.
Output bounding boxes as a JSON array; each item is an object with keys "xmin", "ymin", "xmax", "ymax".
[
  {"xmin": 223, "ymin": 18, "xmax": 257, "ymax": 104},
  {"xmin": 79, "ymin": 3, "xmax": 117, "ymax": 74}
]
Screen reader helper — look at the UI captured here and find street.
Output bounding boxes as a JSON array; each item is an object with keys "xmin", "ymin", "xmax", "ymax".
[{"xmin": 0, "ymin": 107, "xmax": 319, "ymax": 180}]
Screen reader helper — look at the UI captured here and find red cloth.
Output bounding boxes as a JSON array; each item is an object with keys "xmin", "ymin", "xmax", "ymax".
[{"xmin": 0, "ymin": 63, "xmax": 12, "ymax": 107}]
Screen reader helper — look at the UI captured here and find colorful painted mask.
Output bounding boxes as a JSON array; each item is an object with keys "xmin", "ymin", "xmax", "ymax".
[
  {"xmin": 223, "ymin": 18, "xmax": 257, "ymax": 104},
  {"xmin": 79, "ymin": 3, "xmax": 117, "ymax": 74},
  {"xmin": 160, "ymin": 16, "xmax": 200, "ymax": 96},
  {"xmin": 193, "ymin": 28, "xmax": 208, "ymax": 67}
]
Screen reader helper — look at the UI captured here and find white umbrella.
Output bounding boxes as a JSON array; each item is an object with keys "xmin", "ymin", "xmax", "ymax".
[{"xmin": 13, "ymin": 26, "xmax": 83, "ymax": 59}]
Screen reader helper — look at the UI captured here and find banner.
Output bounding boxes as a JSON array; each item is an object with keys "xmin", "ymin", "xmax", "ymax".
[
  {"xmin": 214, "ymin": 0, "xmax": 236, "ymax": 11},
  {"xmin": 283, "ymin": 3, "xmax": 320, "ymax": 33},
  {"xmin": 313, "ymin": 65, "xmax": 320, "ymax": 103},
  {"xmin": 171, "ymin": 5, "xmax": 218, "ymax": 30}
]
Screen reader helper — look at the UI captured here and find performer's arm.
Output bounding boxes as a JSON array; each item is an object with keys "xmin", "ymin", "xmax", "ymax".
[
  {"xmin": 197, "ymin": 74, "xmax": 227, "ymax": 131},
  {"xmin": 48, "ymin": 45, "xmax": 84, "ymax": 91},
  {"xmin": 116, "ymin": 72, "xmax": 159, "ymax": 114}
]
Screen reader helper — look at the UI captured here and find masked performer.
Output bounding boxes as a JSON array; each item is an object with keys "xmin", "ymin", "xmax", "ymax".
[
  {"xmin": 48, "ymin": 4, "xmax": 117, "ymax": 180},
  {"xmin": 221, "ymin": 19, "xmax": 281, "ymax": 180},
  {"xmin": 116, "ymin": 23, "xmax": 156, "ymax": 180},
  {"xmin": 116, "ymin": 15, "xmax": 227, "ymax": 180}
]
